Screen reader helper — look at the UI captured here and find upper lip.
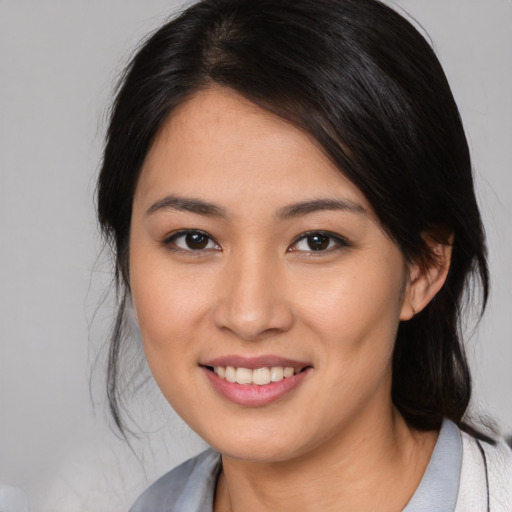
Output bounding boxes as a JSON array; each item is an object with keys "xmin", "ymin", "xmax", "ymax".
[{"xmin": 201, "ymin": 355, "xmax": 311, "ymax": 370}]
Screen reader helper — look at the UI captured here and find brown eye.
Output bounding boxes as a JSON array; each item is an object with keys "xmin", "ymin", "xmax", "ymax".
[
  {"xmin": 289, "ymin": 231, "xmax": 349, "ymax": 253},
  {"xmin": 165, "ymin": 230, "xmax": 220, "ymax": 252},
  {"xmin": 306, "ymin": 234, "xmax": 330, "ymax": 251},
  {"xmin": 185, "ymin": 232, "xmax": 210, "ymax": 250}
]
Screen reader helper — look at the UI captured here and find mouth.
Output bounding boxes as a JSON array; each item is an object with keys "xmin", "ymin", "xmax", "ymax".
[
  {"xmin": 200, "ymin": 356, "xmax": 313, "ymax": 406},
  {"xmin": 202, "ymin": 364, "xmax": 311, "ymax": 385}
]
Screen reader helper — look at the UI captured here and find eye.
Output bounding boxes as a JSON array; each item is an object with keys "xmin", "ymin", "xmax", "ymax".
[
  {"xmin": 289, "ymin": 231, "xmax": 348, "ymax": 253},
  {"xmin": 163, "ymin": 230, "xmax": 220, "ymax": 252}
]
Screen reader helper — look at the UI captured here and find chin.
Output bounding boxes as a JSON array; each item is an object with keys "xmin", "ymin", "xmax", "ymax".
[
  {"xmin": 210, "ymin": 425, "xmax": 326, "ymax": 464},
  {"xmin": 218, "ymin": 442, "xmax": 300, "ymax": 464}
]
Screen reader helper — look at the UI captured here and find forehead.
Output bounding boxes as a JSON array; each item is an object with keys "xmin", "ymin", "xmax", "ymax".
[{"xmin": 136, "ymin": 87, "xmax": 371, "ymax": 212}]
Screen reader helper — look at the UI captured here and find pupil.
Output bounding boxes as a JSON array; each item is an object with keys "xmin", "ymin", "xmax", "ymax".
[
  {"xmin": 307, "ymin": 234, "xmax": 329, "ymax": 251},
  {"xmin": 186, "ymin": 232, "xmax": 208, "ymax": 250}
]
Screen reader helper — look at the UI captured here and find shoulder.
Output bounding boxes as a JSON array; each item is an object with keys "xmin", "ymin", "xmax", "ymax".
[
  {"xmin": 456, "ymin": 430, "xmax": 512, "ymax": 512},
  {"xmin": 128, "ymin": 448, "xmax": 221, "ymax": 512}
]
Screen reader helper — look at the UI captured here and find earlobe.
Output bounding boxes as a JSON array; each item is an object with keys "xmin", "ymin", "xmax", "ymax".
[{"xmin": 400, "ymin": 234, "xmax": 453, "ymax": 321}]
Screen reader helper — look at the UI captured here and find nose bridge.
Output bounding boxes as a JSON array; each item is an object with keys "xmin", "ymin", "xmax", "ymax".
[{"xmin": 213, "ymin": 245, "xmax": 293, "ymax": 340}]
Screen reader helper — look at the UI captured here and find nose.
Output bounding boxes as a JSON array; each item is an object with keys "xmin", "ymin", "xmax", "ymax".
[{"xmin": 212, "ymin": 252, "xmax": 294, "ymax": 341}]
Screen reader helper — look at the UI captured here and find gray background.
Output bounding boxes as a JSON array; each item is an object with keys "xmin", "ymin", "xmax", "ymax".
[{"xmin": 1, "ymin": 1, "xmax": 510, "ymax": 510}]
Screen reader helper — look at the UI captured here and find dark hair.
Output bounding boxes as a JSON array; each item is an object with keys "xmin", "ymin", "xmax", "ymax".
[{"xmin": 97, "ymin": 0, "xmax": 490, "ymax": 439}]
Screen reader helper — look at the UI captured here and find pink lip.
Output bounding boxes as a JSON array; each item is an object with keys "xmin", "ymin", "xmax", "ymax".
[
  {"xmin": 200, "ymin": 356, "xmax": 312, "ymax": 407},
  {"xmin": 202, "ymin": 355, "xmax": 310, "ymax": 370}
]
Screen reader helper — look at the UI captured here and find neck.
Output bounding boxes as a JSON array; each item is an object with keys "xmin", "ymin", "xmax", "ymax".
[{"xmin": 214, "ymin": 408, "xmax": 437, "ymax": 512}]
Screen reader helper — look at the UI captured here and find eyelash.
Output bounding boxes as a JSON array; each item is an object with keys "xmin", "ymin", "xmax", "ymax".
[
  {"xmin": 162, "ymin": 229, "xmax": 350, "ymax": 254},
  {"xmin": 288, "ymin": 231, "xmax": 350, "ymax": 254},
  {"xmin": 162, "ymin": 230, "xmax": 221, "ymax": 253}
]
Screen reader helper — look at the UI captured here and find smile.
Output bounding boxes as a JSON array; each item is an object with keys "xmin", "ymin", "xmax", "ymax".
[
  {"xmin": 212, "ymin": 366, "xmax": 297, "ymax": 385},
  {"xmin": 201, "ymin": 357, "xmax": 312, "ymax": 406}
]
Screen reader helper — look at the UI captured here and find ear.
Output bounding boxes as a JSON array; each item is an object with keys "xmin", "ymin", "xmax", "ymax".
[{"xmin": 399, "ymin": 233, "xmax": 453, "ymax": 321}]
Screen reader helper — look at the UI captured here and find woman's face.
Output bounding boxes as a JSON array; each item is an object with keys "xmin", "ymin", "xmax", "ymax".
[{"xmin": 129, "ymin": 88, "xmax": 414, "ymax": 462}]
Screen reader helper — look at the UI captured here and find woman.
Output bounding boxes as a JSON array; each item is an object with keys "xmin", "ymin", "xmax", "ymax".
[{"xmin": 97, "ymin": 0, "xmax": 512, "ymax": 510}]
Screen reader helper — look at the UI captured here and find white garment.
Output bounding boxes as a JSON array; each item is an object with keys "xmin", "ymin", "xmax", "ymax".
[
  {"xmin": 129, "ymin": 422, "xmax": 512, "ymax": 512},
  {"xmin": 455, "ymin": 432, "xmax": 512, "ymax": 511}
]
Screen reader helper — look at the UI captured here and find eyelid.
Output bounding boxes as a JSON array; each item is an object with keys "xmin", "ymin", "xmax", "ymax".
[
  {"xmin": 162, "ymin": 229, "xmax": 221, "ymax": 252},
  {"xmin": 161, "ymin": 229, "xmax": 349, "ymax": 254},
  {"xmin": 288, "ymin": 230, "xmax": 350, "ymax": 253}
]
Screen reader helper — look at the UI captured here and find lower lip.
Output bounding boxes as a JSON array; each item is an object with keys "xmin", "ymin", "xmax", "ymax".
[{"xmin": 202, "ymin": 367, "xmax": 311, "ymax": 407}]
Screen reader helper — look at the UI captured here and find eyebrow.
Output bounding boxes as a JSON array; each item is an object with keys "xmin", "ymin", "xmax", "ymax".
[
  {"xmin": 276, "ymin": 198, "xmax": 367, "ymax": 219},
  {"xmin": 145, "ymin": 195, "xmax": 228, "ymax": 218},
  {"xmin": 145, "ymin": 195, "xmax": 366, "ymax": 219}
]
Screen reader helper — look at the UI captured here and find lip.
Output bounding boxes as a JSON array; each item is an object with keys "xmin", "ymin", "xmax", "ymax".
[
  {"xmin": 202, "ymin": 355, "xmax": 310, "ymax": 370},
  {"xmin": 200, "ymin": 355, "xmax": 313, "ymax": 407}
]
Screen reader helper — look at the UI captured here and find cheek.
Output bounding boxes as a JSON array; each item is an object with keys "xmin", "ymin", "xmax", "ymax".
[
  {"xmin": 296, "ymin": 257, "xmax": 405, "ymax": 345},
  {"xmin": 293, "ymin": 251, "xmax": 407, "ymax": 405},
  {"xmin": 296, "ymin": 258, "xmax": 405, "ymax": 422},
  {"xmin": 129, "ymin": 248, "xmax": 212, "ymax": 361},
  {"xmin": 129, "ymin": 256, "xmax": 215, "ymax": 417}
]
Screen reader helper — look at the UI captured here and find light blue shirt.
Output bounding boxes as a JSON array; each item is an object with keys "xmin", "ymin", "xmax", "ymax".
[{"xmin": 129, "ymin": 419, "xmax": 462, "ymax": 512}]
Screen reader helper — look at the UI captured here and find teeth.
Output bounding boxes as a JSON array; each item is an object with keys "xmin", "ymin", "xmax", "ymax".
[
  {"xmin": 225, "ymin": 366, "xmax": 237, "ymax": 383},
  {"xmin": 236, "ymin": 367, "xmax": 252, "ymax": 385},
  {"xmin": 270, "ymin": 366, "xmax": 284, "ymax": 382},
  {"xmin": 253, "ymin": 367, "xmax": 271, "ymax": 385},
  {"xmin": 213, "ymin": 366, "xmax": 298, "ymax": 385}
]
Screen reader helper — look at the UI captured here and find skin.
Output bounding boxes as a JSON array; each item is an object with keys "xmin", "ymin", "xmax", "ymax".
[{"xmin": 129, "ymin": 88, "xmax": 451, "ymax": 511}]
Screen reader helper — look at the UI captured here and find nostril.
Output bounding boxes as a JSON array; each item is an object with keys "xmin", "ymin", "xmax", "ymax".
[{"xmin": 211, "ymin": 282, "xmax": 294, "ymax": 342}]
